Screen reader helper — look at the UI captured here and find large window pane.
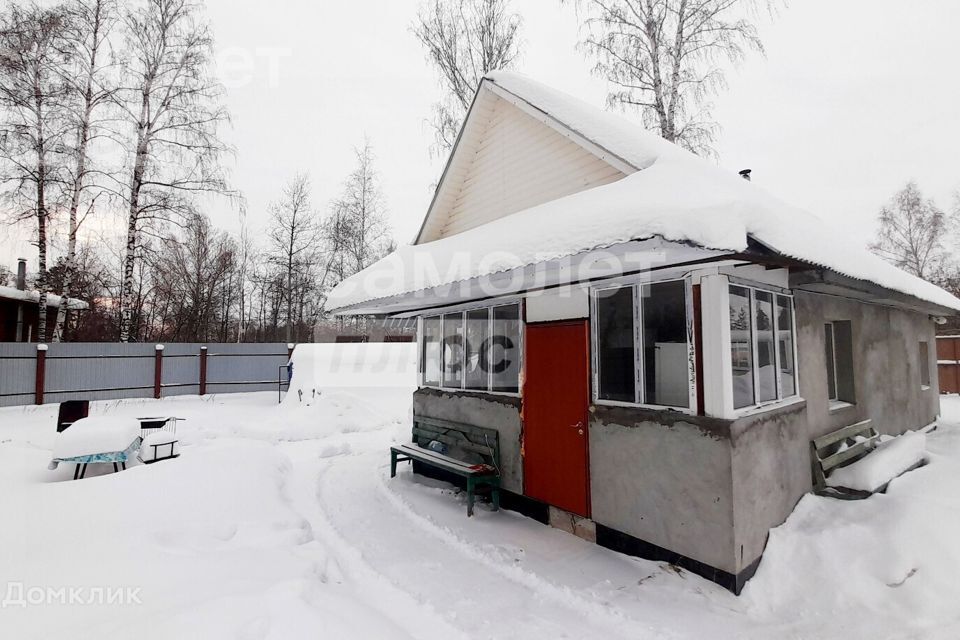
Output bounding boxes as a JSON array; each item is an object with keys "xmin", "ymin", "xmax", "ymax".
[
  {"xmin": 465, "ymin": 308, "xmax": 490, "ymax": 390},
  {"xmin": 597, "ymin": 287, "xmax": 636, "ymax": 402},
  {"xmin": 491, "ymin": 304, "xmax": 520, "ymax": 392},
  {"xmin": 641, "ymin": 281, "xmax": 689, "ymax": 407},
  {"xmin": 755, "ymin": 290, "xmax": 777, "ymax": 403},
  {"xmin": 442, "ymin": 313, "xmax": 464, "ymax": 388},
  {"xmin": 421, "ymin": 316, "xmax": 442, "ymax": 387},
  {"xmin": 776, "ymin": 296, "xmax": 795, "ymax": 397},
  {"xmin": 729, "ymin": 285, "xmax": 754, "ymax": 409}
]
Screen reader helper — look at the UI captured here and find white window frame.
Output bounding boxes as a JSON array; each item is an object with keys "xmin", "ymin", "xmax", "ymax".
[
  {"xmin": 590, "ymin": 276, "xmax": 697, "ymax": 414},
  {"xmin": 728, "ymin": 282, "xmax": 800, "ymax": 415},
  {"xmin": 417, "ymin": 301, "xmax": 524, "ymax": 397}
]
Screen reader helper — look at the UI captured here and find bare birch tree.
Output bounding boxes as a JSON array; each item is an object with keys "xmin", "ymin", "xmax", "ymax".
[
  {"xmin": 870, "ymin": 181, "xmax": 948, "ymax": 282},
  {"xmin": 116, "ymin": 0, "xmax": 232, "ymax": 342},
  {"xmin": 52, "ymin": 0, "xmax": 118, "ymax": 342},
  {"xmin": 330, "ymin": 141, "xmax": 393, "ymax": 275},
  {"xmin": 413, "ymin": 0, "xmax": 522, "ymax": 154},
  {"xmin": 0, "ymin": 2, "xmax": 70, "ymax": 342},
  {"xmin": 267, "ymin": 174, "xmax": 322, "ymax": 343},
  {"xmin": 568, "ymin": 0, "xmax": 768, "ymax": 157}
]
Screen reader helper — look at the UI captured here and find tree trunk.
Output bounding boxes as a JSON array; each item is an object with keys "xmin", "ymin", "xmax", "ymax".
[
  {"xmin": 54, "ymin": 4, "xmax": 104, "ymax": 342},
  {"xmin": 34, "ymin": 79, "xmax": 48, "ymax": 344},
  {"xmin": 120, "ymin": 106, "xmax": 150, "ymax": 342}
]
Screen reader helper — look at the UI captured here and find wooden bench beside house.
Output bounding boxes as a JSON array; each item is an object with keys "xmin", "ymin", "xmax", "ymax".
[
  {"xmin": 810, "ymin": 419, "xmax": 880, "ymax": 499},
  {"xmin": 390, "ymin": 416, "xmax": 501, "ymax": 517}
]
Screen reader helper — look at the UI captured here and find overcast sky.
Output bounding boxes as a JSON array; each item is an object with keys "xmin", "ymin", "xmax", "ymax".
[{"xmin": 2, "ymin": 0, "xmax": 959, "ymax": 274}]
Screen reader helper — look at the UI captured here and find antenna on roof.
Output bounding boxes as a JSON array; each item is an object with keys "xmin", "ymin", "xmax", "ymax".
[{"xmin": 738, "ymin": 169, "xmax": 752, "ymax": 182}]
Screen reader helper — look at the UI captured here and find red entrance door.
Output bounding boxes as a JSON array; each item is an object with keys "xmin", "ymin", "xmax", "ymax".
[{"xmin": 523, "ymin": 320, "xmax": 591, "ymax": 517}]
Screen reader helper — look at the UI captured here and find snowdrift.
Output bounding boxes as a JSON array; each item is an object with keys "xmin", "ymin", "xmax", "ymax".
[{"xmin": 285, "ymin": 343, "xmax": 417, "ymax": 399}]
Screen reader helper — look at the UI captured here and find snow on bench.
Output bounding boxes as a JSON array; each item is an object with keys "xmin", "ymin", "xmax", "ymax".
[{"xmin": 826, "ymin": 431, "xmax": 928, "ymax": 493}]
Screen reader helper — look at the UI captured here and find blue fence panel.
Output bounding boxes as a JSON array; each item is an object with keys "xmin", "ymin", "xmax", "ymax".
[
  {"xmin": 206, "ymin": 343, "xmax": 289, "ymax": 395},
  {"xmin": 44, "ymin": 343, "xmax": 155, "ymax": 404},
  {"xmin": 161, "ymin": 344, "xmax": 201, "ymax": 397},
  {"xmin": 0, "ymin": 343, "xmax": 37, "ymax": 407}
]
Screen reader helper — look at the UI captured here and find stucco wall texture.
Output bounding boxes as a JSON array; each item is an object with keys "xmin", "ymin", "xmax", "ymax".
[{"xmin": 588, "ymin": 291, "xmax": 938, "ymax": 576}]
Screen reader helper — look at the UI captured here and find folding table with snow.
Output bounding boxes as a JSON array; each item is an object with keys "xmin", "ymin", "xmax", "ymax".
[{"xmin": 49, "ymin": 416, "xmax": 142, "ymax": 480}]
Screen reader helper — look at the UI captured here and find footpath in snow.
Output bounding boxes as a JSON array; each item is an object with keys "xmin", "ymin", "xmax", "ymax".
[{"xmin": 1, "ymin": 344, "xmax": 959, "ymax": 639}]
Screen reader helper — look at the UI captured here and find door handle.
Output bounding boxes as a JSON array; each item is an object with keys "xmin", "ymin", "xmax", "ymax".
[{"xmin": 572, "ymin": 421, "xmax": 584, "ymax": 435}]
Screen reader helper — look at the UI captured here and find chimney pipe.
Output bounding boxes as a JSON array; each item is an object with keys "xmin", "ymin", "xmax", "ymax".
[
  {"xmin": 738, "ymin": 169, "xmax": 752, "ymax": 182},
  {"xmin": 16, "ymin": 258, "xmax": 26, "ymax": 290}
]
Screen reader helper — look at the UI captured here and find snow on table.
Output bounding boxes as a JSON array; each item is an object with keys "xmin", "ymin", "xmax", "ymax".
[
  {"xmin": 52, "ymin": 416, "xmax": 142, "ymax": 460},
  {"xmin": 826, "ymin": 431, "xmax": 927, "ymax": 493}
]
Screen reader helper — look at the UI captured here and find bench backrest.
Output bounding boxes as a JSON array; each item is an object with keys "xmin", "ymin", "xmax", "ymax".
[
  {"xmin": 810, "ymin": 419, "xmax": 878, "ymax": 490},
  {"xmin": 413, "ymin": 416, "xmax": 500, "ymax": 469}
]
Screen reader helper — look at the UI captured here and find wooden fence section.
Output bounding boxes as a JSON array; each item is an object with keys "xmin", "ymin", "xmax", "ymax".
[
  {"xmin": 937, "ymin": 336, "xmax": 960, "ymax": 394},
  {"xmin": 0, "ymin": 343, "xmax": 293, "ymax": 407}
]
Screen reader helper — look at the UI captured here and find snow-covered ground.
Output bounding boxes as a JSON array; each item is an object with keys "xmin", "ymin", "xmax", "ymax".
[{"xmin": 2, "ymin": 349, "xmax": 960, "ymax": 638}]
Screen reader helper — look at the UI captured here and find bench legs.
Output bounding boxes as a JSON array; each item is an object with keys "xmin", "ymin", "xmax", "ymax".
[
  {"xmin": 466, "ymin": 477, "xmax": 476, "ymax": 517},
  {"xmin": 465, "ymin": 478, "xmax": 500, "ymax": 517},
  {"xmin": 391, "ymin": 450, "xmax": 412, "ymax": 478}
]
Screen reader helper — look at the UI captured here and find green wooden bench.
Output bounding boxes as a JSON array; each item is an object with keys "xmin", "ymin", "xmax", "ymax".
[
  {"xmin": 810, "ymin": 419, "xmax": 879, "ymax": 499},
  {"xmin": 390, "ymin": 416, "xmax": 501, "ymax": 517}
]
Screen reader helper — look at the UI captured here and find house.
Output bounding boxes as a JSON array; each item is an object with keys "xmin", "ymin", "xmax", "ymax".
[
  {"xmin": 0, "ymin": 259, "xmax": 89, "ymax": 342},
  {"xmin": 326, "ymin": 72, "xmax": 960, "ymax": 593}
]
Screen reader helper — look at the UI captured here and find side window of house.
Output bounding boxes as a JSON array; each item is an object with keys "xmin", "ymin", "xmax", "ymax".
[
  {"xmin": 919, "ymin": 341, "xmax": 931, "ymax": 388},
  {"xmin": 596, "ymin": 286, "xmax": 636, "ymax": 402},
  {"xmin": 824, "ymin": 320, "xmax": 855, "ymax": 404},
  {"xmin": 776, "ymin": 295, "xmax": 796, "ymax": 397},
  {"xmin": 419, "ymin": 303, "xmax": 521, "ymax": 394},
  {"xmin": 729, "ymin": 286, "xmax": 755, "ymax": 409},
  {"xmin": 421, "ymin": 316, "xmax": 442, "ymax": 387},
  {"xmin": 594, "ymin": 280, "xmax": 690, "ymax": 409},
  {"xmin": 491, "ymin": 304, "xmax": 521, "ymax": 393},
  {"xmin": 442, "ymin": 312, "xmax": 464, "ymax": 388},
  {"xmin": 728, "ymin": 284, "xmax": 798, "ymax": 410}
]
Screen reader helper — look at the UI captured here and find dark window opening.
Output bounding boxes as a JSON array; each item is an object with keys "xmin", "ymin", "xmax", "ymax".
[{"xmin": 824, "ymin": 321, "xmax": 855, "ymax": 404}]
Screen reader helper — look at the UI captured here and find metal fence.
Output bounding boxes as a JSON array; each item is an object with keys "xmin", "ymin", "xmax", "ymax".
[{"xmin": 0, "ymin": 343, "xmax": 291, "ymax": 407}]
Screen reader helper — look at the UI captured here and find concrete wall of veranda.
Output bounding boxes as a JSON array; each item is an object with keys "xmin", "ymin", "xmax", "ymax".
[
  {"xmin": 412, "ymin": 388, "xmax": 524, "ymax": 494},
  {"xmin": 727, "ymin": 290, "xmax": 940, "ymax": 574}
]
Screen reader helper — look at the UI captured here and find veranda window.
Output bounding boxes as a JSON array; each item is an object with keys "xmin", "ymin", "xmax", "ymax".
[
  {"xmin": 593, "ymin": 279, "xmax": 691, "ymax": 409},
  {"xmin": 419, "ymin": 303, "xmax": 521, "ymax": 394},
  {"xmin": 729, "ymin": 284, "xmax": 798, "ymax": 410}
]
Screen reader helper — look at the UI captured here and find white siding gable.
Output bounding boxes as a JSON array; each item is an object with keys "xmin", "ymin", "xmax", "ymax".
[{"xmin": 415, "ymin": 86, "xmax": 630, "ymax": 244}]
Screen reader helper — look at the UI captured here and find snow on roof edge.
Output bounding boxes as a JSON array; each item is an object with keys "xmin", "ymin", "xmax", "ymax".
[{"xmin": 0, "ymin": 285, "xmax": 89, "ymax": 310}]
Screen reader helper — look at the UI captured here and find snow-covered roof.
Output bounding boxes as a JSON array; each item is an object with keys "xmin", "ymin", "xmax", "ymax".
[
  {"xmin": 327, "ymin": 72, "xmax": 960, "ymax": 314},
  {"xmin": 0, "ymin": 285, "xmax": 89, "ymax": 310}
]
